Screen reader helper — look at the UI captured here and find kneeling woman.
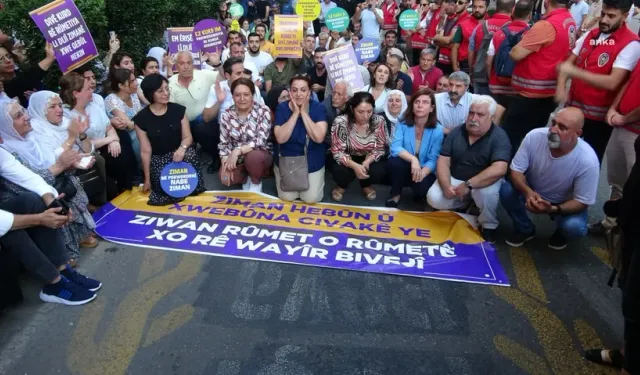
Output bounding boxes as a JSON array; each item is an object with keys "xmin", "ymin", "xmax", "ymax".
[
  {"xmin": 219, "ymin": 78, "xmax": 273, "ymax": 192},
  {"xmin": 133, "ymin": 74, "xmax": 205, "ymax": 206},
  {"xmin": 329, "ymin": 92, "xmax": 389, "ymax": 202},
  {"xmin": 386, "ymin": 88, "xmax": 443, "ymax": 207}
]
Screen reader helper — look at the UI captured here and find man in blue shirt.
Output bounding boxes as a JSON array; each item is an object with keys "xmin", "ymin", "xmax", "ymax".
[{"xmin": 387, "ymin": 54, "xmax": 413, "ymax": 98}]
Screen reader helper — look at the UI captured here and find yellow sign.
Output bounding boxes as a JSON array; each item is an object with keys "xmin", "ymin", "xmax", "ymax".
[
  {"xmin": 295, "ymin": 0, "xmax": 321, "ymax": 21},
  {"xmin": 230, "ymin": 19, "xmax": 240, "ymax": 33},
  {"xmin": 274, "ymin": 15, "xmax": 303, "ymax": 58}
]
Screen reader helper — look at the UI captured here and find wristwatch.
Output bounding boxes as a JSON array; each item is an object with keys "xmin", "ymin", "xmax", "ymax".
[
  {"xmin": 464, "ymin": 180, "xmax": 473, "ymax": 190},
  {"xmin": 181, "ymin": 144, "xmax": 188, "ymax": 150}
]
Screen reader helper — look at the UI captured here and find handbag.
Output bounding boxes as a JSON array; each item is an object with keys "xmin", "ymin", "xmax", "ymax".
[
  {"xmin": 53, "ymin": 175, "xmax": 77, "ymax": 201},
  {"xmin": 278, "ymin": 137, "xmax": 310, "ymax": 192},
  {"xmin": 76, "ymin": 167, "xmax": 104, "ymax": 198}
]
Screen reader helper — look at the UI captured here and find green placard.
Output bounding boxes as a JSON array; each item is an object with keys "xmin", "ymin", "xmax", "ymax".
[
  {"xmin": 399, "ymin": 9, "xmax": 419, "ymax": 30},
  {"xmin": 325, "ymin": 7, "xmax": 350, "ymax": 32},
  {"xmin": 229, "ymin": 3, "xmax": 244, "ymax": 18}
]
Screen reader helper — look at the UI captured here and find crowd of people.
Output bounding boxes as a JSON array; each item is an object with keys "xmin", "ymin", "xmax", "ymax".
[{"xmin": 0, "ymin": 0, "xmax": 639, "ymax": 372}]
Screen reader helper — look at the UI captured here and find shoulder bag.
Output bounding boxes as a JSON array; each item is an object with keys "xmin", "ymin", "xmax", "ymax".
[{"xmin": 278, "ymin": 137, "xmax": 310, "ymax": 192}]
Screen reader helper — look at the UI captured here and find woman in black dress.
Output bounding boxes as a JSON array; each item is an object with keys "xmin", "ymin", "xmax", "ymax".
[{"xmin": 133, "ymin": 74, "xmax": 205, "ymax": 206}]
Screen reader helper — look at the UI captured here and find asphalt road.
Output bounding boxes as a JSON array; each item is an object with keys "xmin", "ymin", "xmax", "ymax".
[{"xmin": 0, "ymin": 153, "xmax": 626, "ymax": 375}]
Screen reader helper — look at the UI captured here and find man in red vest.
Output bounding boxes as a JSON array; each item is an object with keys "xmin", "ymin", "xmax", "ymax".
[
  {"xmin": 501, "ymin": 0, "xmax": 576, "ymax": 153},
  {"xmin": 486, "ymin": 0, "xmax": 534, "ymax": 111},
  {"xmin": 408, "ymin": 48, "xmax": 444, "ymax": 91},
  {"xmin": 450, "ymin": 0, "xmax": 488, "ymax": 74},
  {"xmin": 433, "ymin": 0, "xmax": 470, "ymax": 75},
  {"xmin": 468, "ymin": 0, "xmax": 515, "ymax": 95}
]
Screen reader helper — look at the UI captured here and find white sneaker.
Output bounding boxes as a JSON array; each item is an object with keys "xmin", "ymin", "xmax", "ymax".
[
  {"xmin": 242, "ymin": 180, "xmax": 251, "ymax": 190},
  {"xmin": 248, "ymin": 181, "xmax": 263, "ymax": 193}
]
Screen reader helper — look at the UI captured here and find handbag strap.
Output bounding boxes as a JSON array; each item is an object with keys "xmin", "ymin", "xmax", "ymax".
[{"xmin": 279, "ymin": 136, "xmax": 309, "ymax": 157}]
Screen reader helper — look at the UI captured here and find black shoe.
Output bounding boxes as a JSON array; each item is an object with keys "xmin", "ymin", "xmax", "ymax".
[
  {"xmin": 206, "ymin": 158, "xmax": 221, "ymax": 174},
  {"xmin": 587, "ymin": 221, "xmax": 607, "ymax": 236},
  {"xmin": 481, "ymin": 228, "xmax": 497, "ymax": 244},
  {"xmin": 548, "ymin": 230, "xmax": 567, "ymax": 250},
  {"xmin": 505, "ymin": 229, "xmax": 536, "ymax": 247},
  {"xmin": 385, "ymin": 199, "xmax": 399, "ymax": 208}
]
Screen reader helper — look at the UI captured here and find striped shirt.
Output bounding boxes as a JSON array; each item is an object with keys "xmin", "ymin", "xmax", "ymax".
[{"xmin": 330, "ymin": 114, "xmax": 389, "ymax": 166}]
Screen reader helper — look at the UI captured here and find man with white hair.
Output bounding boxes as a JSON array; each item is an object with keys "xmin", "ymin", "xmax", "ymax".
[
  {"xmin": 434, "ymin": 71, "xmax": 474, "ymax": 134},
  {"xmin": 322, "ymin": 79, "xmax": 353, "ymax": 140},
  {"xmin": 427, "ymin": 95, "xmax": 512, "ymax": 243},
  {"xmin": 500, "ymin": 107, "xmax": 599, "ymax": 250}
]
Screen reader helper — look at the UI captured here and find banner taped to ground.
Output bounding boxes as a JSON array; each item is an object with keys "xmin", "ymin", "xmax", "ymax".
[{"xmin": 94, "ymin": 190, "xmax": 509, "ymax": 286}]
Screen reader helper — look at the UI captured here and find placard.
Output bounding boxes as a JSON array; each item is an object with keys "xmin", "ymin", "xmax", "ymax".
[
  {"xmin": 229, "ymin": 3, "xmax": 244, "ymax": 18},
  {"xmin": 167, "ymin": 27, "xmax": 202, "ymax": 70},
  {"xmin": 325, "ymin": 7, "xmax": 350, "ymax": 32},
  {"xmin": 295, "ymin": 0, "xmax": 322, "ymax": 21},
  {"xmin": 399, "ymin": 9, "xmax": 420, "ymax": 30},
  {"xmin": 29, "ymin": 0, "xmax": 98, "ymax": 74},
  {"xmin": 273, "ymin": 15, "xmax": 304, "ymax": 58},
  {"xmin": 193, "ymin": 19, "xmax": 227, "ymax": 53},
  {"xmin": 323, "ymin": 44, "xmax": 364, "ymax": 90},
  {"xmin": 160, "ymin": 162, "xmax": 198, "ymax": 198},
  {"xmin": 354, "ymin": 38, "xmax": 381, "ymax": 64}
]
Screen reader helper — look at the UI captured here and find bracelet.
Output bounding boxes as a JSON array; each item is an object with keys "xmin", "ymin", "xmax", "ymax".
[{"xmin": 79, "ymin": 133, "xmax": 87, "ymax": 141}]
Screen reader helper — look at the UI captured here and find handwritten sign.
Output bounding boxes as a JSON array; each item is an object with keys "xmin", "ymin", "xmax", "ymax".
[
  {"xmin": 323, "ymin": 44, "xmax": 364, "ymax": 90},
  {"xmin": 325, "ymin": 7, "xmax": 350, "ymax": 32},
  {"xmin": 160, "ymin": 162, "xmax": 198, "ymax": 198},
  {"xmin": 193, "ymin": 19, "xmax": 227, "ymax": 53},
  {"xmin": 274, "ymin": 15, "xmax": 303, "ymax": 58},
  {"xmin": 29, "ymin": 0, "xmax": 98, "ymax": 74},
  {"xmin": 354, "ymin": 38, "xmax": 381, "ymax": 64},
  {"xmin": 295, "ymin": 0, "xmax": 321, "ymax": 21},
  {"xmin": 167, "ymin": 27, "xmax": 201, "ymax": 70}
]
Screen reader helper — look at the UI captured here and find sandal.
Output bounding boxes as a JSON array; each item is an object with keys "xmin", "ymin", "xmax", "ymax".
[
  {"xmin": 363, "ymin": 188, "xmax": 376, "ymax": 201},
  {"xmin": 332, "ymin": 188, "xmax": 344, "ymax": 202},
  {"xmin": 584, "ymin": 349, "xmax": 624, "ymax": 369},
  {"xmin": 80, "ymin": 236, "xmax": 98, "ymax": 249},
  {"xmin": 68, "ymin": 258, "xmax": 79, "ymax": 268}
]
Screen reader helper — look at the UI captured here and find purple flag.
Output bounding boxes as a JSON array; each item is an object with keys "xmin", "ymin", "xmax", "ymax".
[
  {"xmin": 323, "ymin": 44, "xmax": 365, "ymax": 91},
  {"xmin": 167, "ymin": 27, "xmax": 202, "ymax": 70},
  {"xmin": 193, "ymin": 19, "xmax": 227, "ymax": 53}
]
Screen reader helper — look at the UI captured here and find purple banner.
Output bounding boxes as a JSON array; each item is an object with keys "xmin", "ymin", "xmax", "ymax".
[
  {"xmin": 29, "ymin": 0, "xmax": 98, "ymax": 74},
  {"xmin": 167, "ymin": 27, "xmax": 201, "ymax": 70},
  {"xmin": 193, "ymin": 19, "xmax": 227, "ymax": 53},
  {"xmin": 94, "ymin": 203, "xmax": 509, "ymax": 286},
  {"xmin": 323, "ymin": 44, "xmax": 365, "ymax": 91}
]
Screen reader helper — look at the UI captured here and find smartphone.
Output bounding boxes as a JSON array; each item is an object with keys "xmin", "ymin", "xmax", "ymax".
[
  {"xmin": 109, "ymin": 31, "xmax": 116, "ymax": 40},
  {"xmin": 48, "ymin": 199, "xmax": 70, "ymax": 216},
  {"xmin": 77, "ymin": 156, "xmax": 92, "ymax": 169}
]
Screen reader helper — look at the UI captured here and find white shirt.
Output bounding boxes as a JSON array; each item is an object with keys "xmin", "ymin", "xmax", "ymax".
[
  {"xmin": 320, "ymin": 1, "xmax": 337, "ymax": 20},
  {"xmin": 221, "ymin": 48, "xmax": 230, "ymax": 62},
  {"xmin": 358, "ymin": 85, "xmax": 389, "ymax": 113},
  {"xmin": 0, "ymin": 148, "xmax": 59, "ymax": 236},
  {"xmin": 244, "ymin": 51, "xmax": 274, "ymax": 74},
  {"xmin": 572, "ymin": 35, "xmax": 640, "ymax": 71},
  {"xmin": 203, "ymin": 59, "xmax": 261, "ymax": 83},
  {"xmin": 570, "ymin": 0, "xmax": 589, "ymax": 28},
  {"xmin": 359, "ymin": 8, "xmax": 384, "ymax": 41},
  {"xmin": 205, "ymin": 80, "xmax": 265, "ymax": 121},
  {"xmin": 511, "ymin": 127, "xmax": 599, "ymax": 205},
  {"xmin": 434, "ymin": 92, "xmax": 474, "ymax": 130},
  {"xmin": 64, "ymin": 93, "xmax": 111, "ymax": 140}
]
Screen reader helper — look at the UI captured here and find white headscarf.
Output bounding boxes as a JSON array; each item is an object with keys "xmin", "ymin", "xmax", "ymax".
[
  {"xmin": 383, "ymin": 90, "xmax": 408, "ymax": 125},
  {"xmin": 147, "ymin": 47, "xmax": 167, "ymax": 77},
  {"xmin": 0, "ymin": 98, "xmax": 56, "ymax": 170},
  {"xmin": 28, "ymin": 91, "xmax": 75, "ymax": 159}
]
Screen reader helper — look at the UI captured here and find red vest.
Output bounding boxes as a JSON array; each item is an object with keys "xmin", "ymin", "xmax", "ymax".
[
  {"xmin": 411, "ymin": 10, "xmax": 431, "ymax": 49},
  {"xmin": 438, "ymin": 11, "xmax": 470, "ymax": 65},
  {"xmin": 472, "ymin": 13, "xmax": 511, "ymax": 54},
  {"xmin": 382, "ymin": 2, "xmax": 398, "ymax": 30},
  {"xmin": 488, "ymin": 20, "xmax": 530, "ymax": 95},
  {"xmin": 618, "ymin": 62, "xmax": 640, "ymax": 134},
  {"xmin": 456, "ymin": 16, "xmax": 480, "ymax": 62},
  {"xmin": 426, "ymin": 8, "xmax": 443, "ymax": 40},
  {"xmin": 511, "ymin": 8, "xmax": 576, "ymax": 96},
  {"xmin": 410, "ymin": 65, "xmax": 444, "ymax": 92},
  {"xmin": 566, "ymin": 25, "xmax": 639, "ymax": 120}
]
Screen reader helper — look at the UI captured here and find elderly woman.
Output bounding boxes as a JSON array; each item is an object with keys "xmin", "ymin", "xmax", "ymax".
[
  {"xmin": 273, "ymin": 75, "xmax": 328, "ymax": 203},
  {"xmin": 381, "ymin": 89, "xmax": 408, "ymax": 137},
  {"xmin": 134, "ymin": 74, "xmax": 205, "ymax": 206},
  {"xmin": 61, "ymin": 72, "xmax": 137, "ymax": 199},
  {"xmin": 0, "ymin": 96, "xmax": 98, "ymax": 263},
  {"xmin": 219, "ymin": 78, "xmax": 273, "ymax": 192},
  {"xmin": 359, "ymin": 63, "xmax": 393, "ymax": 114},
  {"xmin": 329, "ymin": 92, "xmax": 389, "ymax": 202},
  {"xmin": 105, "ymin": 69, "xmax": 143, "ymax": 166},
  {"xmin": 386, "ymin": 88, "xmax": 443, "ymax": 208}
]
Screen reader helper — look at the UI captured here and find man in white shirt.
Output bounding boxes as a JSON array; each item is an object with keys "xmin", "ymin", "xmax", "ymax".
[
  {"xmin": 320, "ymin": 0, "xmax": 337, "ymax": 25},
  {"xmin": 570, "ymin": 0, "xmax": 590, "ymax": 27},
  {"xmin": 0, "ymin": 148, "xmax": 101, "ymax": 305},
  {"xmin": 244, "ymin": 33, "xmax": 274, "ymax": 78},
  {"xmin": 221, "ymin": 30, "xmax": 243, "ymax": 62},
  {"xmin": 434, "ymin": 71, "xmax": 474, "ymax": 134},
  {"xmin": 353, "ymin": 0, "xmax": 384, "ymax": 42},
  {"xmin": 500, "ymin": 107, "xmax": 600, "ymax": 250}
]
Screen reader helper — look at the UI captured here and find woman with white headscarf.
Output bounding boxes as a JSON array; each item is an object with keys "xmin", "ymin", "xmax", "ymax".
[
  {"xmin": 0, "ymin": 98, "xmax": 97, "ymax": 265},
  {"xmin": 146, "ymin": 47, "xmax": 173, "ymax": 79},
  {"xmin": 381, "ymin": 89, "xmax": 408, "ymax": 138}
]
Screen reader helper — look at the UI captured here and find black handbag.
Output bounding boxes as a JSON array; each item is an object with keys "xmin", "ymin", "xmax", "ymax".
[
  {"xmin": 53, "ymin": 175, "xmax": 77, "ymax": 200},
  {"xmin": 75, "ymin": 167, "xmax": 104, "ymax": 198}
]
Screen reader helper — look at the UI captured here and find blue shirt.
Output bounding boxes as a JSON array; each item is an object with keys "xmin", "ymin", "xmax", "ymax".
[
  {"xmin": 434, "ymin": 91, "xmax": 474, "ymax": 131},
  {"xmin": 394, "ymin": 71, "xmax": 413, "ymax": 97},
  {"xmin": 390, "ymin": 122, "xmax": 444, "ymax": 172},
  {"xmin": 274, "ymin": 101, "xmax": 328, "ymax": 173}
]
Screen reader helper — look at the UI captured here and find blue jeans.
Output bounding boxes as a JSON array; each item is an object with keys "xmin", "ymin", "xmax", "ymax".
[{"xmin": 499, "ymin": 180, "xmax": 588, "ymax": 238}]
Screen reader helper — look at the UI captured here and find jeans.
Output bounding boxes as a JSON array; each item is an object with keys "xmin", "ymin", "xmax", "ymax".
[{"xmin": 499, "ymin": 180, "xmax": 588, "ymax": 237}]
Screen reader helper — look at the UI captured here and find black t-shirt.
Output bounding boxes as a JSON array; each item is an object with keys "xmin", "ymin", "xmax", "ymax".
[
  {"xmin": 256, "ymin": 0, "xmax": 270, "ymax": 19},
  {"xmin": 307, "ymin": 67, "xmax": 327, "ymax": 102},
  {"xmin": 133, "ymin": 103, "xmax": 186, "ymax": 155},
  {"xmin": 440, "ymin": 124, "xmax": 512, "ymax": 181},
  {"xmin": 5, "ymin": 66, "xmax": 46, "ymax": 107}
]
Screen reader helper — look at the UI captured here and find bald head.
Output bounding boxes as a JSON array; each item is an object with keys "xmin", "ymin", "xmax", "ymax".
[
  {"xmin": 548, "ymin": 107, "xmax": 584, "ymax": 151},
  {"xmin": 556, "ymin": 107, "xmax": 584, "ymax": 131}
]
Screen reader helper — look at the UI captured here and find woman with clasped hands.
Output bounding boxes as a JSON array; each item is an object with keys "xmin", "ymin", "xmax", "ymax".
[{"xmin": 273, "ymin": 75, "xmax": 328, "ymax": 203}]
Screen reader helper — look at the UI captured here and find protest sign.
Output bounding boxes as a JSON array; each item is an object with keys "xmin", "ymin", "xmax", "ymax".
[
  {"xmin": 325, "ymin": 7, "xmax": 350, "ymax": 32},
  {"xmin": 230, "ymin": 20, "xmax": 240, "ymax": 32},
  {"xmin": 193, "ymin": 19, "xmax": 227, "ymax": 53},
  {"xmin": 160, "ymin": 162, "xmax": 198, "ymax": 198},
  {"xmin": 229, "ymin": 3, "xmax": 245, "ymax": 18},
  {"xmin": 354, "ymin": 38, "xmax": 380, "ymax": 64},
  {"xmin": 29, "ymin": 0, "xmax": 98, "ymax": 74},
  {"xmin": 323, "ymin": 44, "xmax": 364, "ymax": 90},
  {"xmin": 399, "ymin": 9, "xmax": 420, "ymax": 30},
  {"xmin": 295, "ymin": 0, "xmax": 321, "ymax": 21},
  {"xmin": 94, "ymin": 190, "xmax": 509, "ymax": 286},
  {"xmin": 167, "ymin": 27, "xmax": 201, "ymax": 70},
  {"xmin": 273, "ymin": 15, "xmax": 304, "ymax": 58}
]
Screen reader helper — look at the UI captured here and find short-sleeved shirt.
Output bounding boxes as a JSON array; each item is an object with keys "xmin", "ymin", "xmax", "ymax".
[
  {"xmin": 273, "ymin": 100, "xmax": 329, "ymax": 173},
  {"xmin": 440, "ymin": 124, "xmax": 512, "ymax": 181},
  {"xmin": 264, "ymin": 60, "xmax": 299, "ymax": 88},
  {"xmin": 393, "ymin": 71, "xmax": 413, "ymax": 97},
  {"xmin": 133, "ymin": 103, "xmax": 186, "ymax": 155},
  {"xmin": 308, "ymin": 67, "xmax": 328, "ymax": 102},
  {"xmin": 572, "ymin": 36, "xmax": 640, "ymax": 71},
  {"xmin": 570, "ymin": 0, "xmax": 589, "ymax": 28},
  {"xmin": 168, "ymin": 70, "xmax": 218, "ymax": 121},
  {"xmin": 511, "ymin": 127, "xmax": 599, "ymax": 205}
]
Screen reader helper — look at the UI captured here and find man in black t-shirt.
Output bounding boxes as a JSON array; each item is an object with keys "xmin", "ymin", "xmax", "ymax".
[{"xmin": 308, "ymin": 47, "xmax": 328, "ymax": 102}]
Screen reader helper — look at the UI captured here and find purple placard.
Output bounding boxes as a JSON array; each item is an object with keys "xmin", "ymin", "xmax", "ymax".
[
  {"xmin": 354, "ymin": 38, "xmax": 381, "ymax": 64},
  {"xmin": 323, "ymin": 44, "xmax": 365, "ymax": 91},
  {"xmin": 167, "ymin": 27, "xmax": 202, "ymax": 70},
  {"xmin": 94, "ymin": 204, "xmax": 509, "ymax": 286},
  {"xmin": 29, "ymin": 0, "xmax": 98, "ymax": 74},
  {"xmin": 193, "ymin": 19, "xmax": 227, "ymax": 53}
]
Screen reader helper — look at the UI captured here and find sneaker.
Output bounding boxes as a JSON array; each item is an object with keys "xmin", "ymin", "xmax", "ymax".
[
  {"xmin": 505, "ymin": 230, "xmax": 536, "ymax": 247},
  {"xmin": 548, "ymin": 230, "xmax": 568, "ymax": 250},
  {"xmin": 60, "ymin": 265, "xmax": 102, "ymax": 292},
  {"xmin": 587, "ymin": 221, "xmax": 607, "ymax": 236},
  {"xmin": 248, "ymin": 181, "xmax": 263, "ymax": 193},
  {"xmin": 39, "ymin": 276, "xmax": 96, "ymax": 306},
  {"xmin": 482, "ymin": 228, "xmax": 497, "ymax": 244}
]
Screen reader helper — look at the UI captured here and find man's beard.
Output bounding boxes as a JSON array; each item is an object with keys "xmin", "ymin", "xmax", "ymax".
[
  {"xmin": 473, "ymin": 12, "xmax": 484, "ymax": 19},
  {"xmin": 316, "ymin": 63, "xmax": 325, "ymax": 70},
  {"xmin": 599, "ymin": 19, "xmax": 621, "ymax": 33},
  {"xmin": 249, "ymin": 47, "xmax": 260, "ymax": 54},
  {"xmin": 448, "ymin": 90, "xmax": 461, "ymax": 100},
  {"xmin": 547, "ymin": 132, "xmax": 561, "ymax": 149}
]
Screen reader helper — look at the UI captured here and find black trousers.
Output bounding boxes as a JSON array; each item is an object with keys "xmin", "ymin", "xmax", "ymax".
[
  {"xmin": 388, "ymin": 157, "xmax": 436, "ymax": 197},
  {"xmin": 191, "ymin": 118, "xmax": 220, "ymax": 160},
  {"xmin": 502, "ymin": 94, "xmax": 557, "ymax": 155},
  {"xmin": 101, "ymin": 128, "xmax": 138, "ymax": 198},
  {"xmin": 0, "ymin": 193, "xmax": 67, "ymax": 283},
  {"xmin": 623, "ymin": 231, "xmax": 640, "ymax": 373},
  {"xmin": 329, "ymin": 155, "xmax": 386, "ymax": 189},
  {"xmin": 0, "ymin": 248, "xmax": 23, "ymax": 309},
  {"xmin": 581, "ymin": 118, "xmax": 613, "ymax": 165}
]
